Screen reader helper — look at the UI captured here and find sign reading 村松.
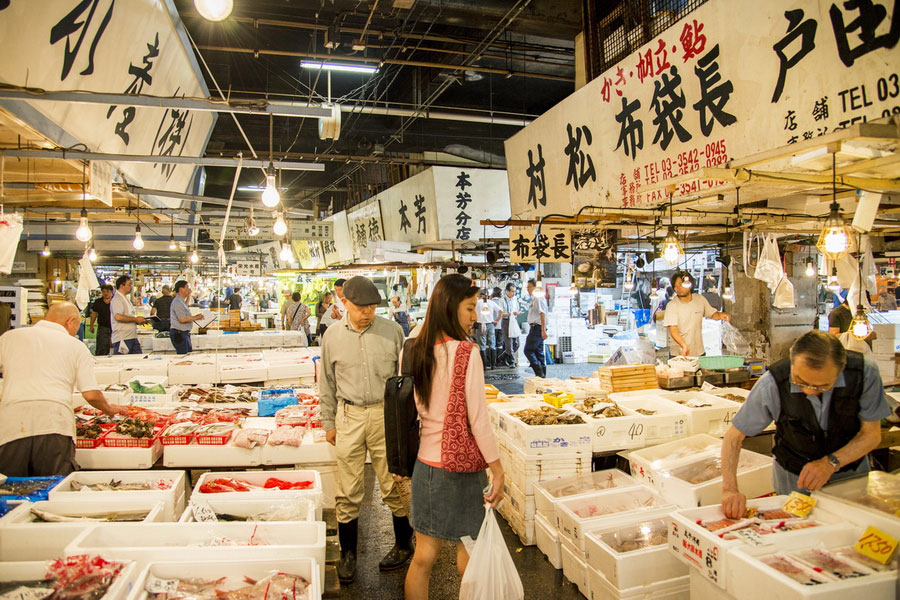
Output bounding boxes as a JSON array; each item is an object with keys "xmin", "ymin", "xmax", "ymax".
[
  {"xmin": 508, "ymin": 227, "xmax": 572, "ymax": 263},
  {"xmin": 504, "ymin": 0, "xmax": 900, "ymax": 216}
]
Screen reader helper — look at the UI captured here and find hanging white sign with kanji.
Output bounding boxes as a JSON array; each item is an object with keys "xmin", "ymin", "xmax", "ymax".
[
  {"xmin": 509, "ymin": 227, "xmax": 572, "ymax": 263},
  {"xmin": 432, "ymin": 167, "xmax": 511, "ymax": 242}
]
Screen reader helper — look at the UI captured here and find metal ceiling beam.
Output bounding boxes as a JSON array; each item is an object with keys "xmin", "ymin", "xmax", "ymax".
[
  {"xmin": 126, "ymin": 185, "xmax": 316, "ymax": 217},
  {"xmin": 0, "ymin": 88, "xmax": 331, "ymax": 118},
  {"xmin": 1, "ymin": 149, "xmax": 323, "ymax": 171}
]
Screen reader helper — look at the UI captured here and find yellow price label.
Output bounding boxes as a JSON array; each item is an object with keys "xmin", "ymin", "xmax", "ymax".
[
  {"xmin": 782, "ymin": 491, "xmax": 816, "ymax": 518},
  {"xmin": 854, "ymin": 526, "xmax": 899, "ymax": 565}
]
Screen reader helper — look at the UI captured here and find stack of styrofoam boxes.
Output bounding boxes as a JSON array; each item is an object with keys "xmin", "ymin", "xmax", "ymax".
[
  {"xmin": 623, "ymin": 434, "xmax": 721, "ymax": 489},
  {"xmin": 655, "ymin": 391, "xmax": 742, "ymax": 437},
  {"xmin": 555, "ymin": 485, "xmax": 676, "ymax": 598},
  {"xmin": 167, "ymin": 353, "xmax": 219, "ymax": 385},
  {"xmin": 566, "ymin": 400, "xmax": 647, "ymax": 452},
  {"xmin": 263, "ymin": 348, "xmax": 318, "ymax": 383},
  {"xmin": 612, "ymin": 395, "xmax": 692, "ymax": 446},
  {"xmin": 118, "ymin": 356, "xmax": 172, "ymax": 383},
  {"xmin": 49, "ymin": 470, "xmax": 187, "ymax": 521},
  {"xmin": 872, "ymin": 322, "xmax": 900, "ymax": 382},
  {"xmin": 152, "ymin": 335, "xmax": 176, "ymax": 352},
  {"xmin": 533, "ymin": 470, "xmax": 639, "ymax": 570},
  {"xmin": 218, "ymin": 352, "xmax": 269, "ymax": 383}
]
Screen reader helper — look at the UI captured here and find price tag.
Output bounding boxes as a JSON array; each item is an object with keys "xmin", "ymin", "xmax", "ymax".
[
  {"xmin": 190, "ymin": 499, "xmax": 218, "ymax": 522},
  {"xmin": 782, "ymin": 491, "xmax": 816, "ymax": 517},
  {"xmin": 854, "ymin": 526, "xmax": 899, "ymax": 564},
  {"xmin": 733, "ymin": 528, "xmax": 768, "ymax": 547},
  {"xmin": 144, "ymin": 575, "xmax": 179, "ymax": 594}
]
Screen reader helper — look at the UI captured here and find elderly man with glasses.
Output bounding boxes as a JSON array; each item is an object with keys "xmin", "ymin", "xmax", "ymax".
[{"xmin": 720, "ymin": 330, "xmax": 891, "ymax": 518}]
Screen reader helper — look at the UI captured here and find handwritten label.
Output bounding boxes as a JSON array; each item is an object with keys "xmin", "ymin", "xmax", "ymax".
[
  {"xmin": 854, "ymin": 526, "xmax": 899, "ymax": 564},
  {"xmin": 782, "ymin": 491, "xmax": 816, "ymax": 518},
  {"xmin": 733, "ymin": 528, "xmax": 768, "ymax": 547},
  {"xmin": 144, "ymin": 576, "xmax": 179, "ymax": 594},
  {"xmin": 190, "ymin": 499, "xmax": 218, "ymax": 522}
]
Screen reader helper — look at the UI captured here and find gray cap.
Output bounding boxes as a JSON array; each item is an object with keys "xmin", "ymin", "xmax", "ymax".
[{"xmin": 342, "ymin": 276, "xmax": 381, "ymax": 306}]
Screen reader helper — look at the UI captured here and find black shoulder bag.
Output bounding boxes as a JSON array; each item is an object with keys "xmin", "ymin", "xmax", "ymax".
[{"xmin": 384, "ymin": 338, "xmax": 419, "ymax": 477}]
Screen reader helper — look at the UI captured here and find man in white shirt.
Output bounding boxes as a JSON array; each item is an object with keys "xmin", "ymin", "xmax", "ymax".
[
  {"xmin": 111, "ymin": 274, "xmax": 146, "ymax": 354},
  {"xmin": 0, "ymin": 303, "xmax": 127, "ymax": 476},
  {"xmin": 475, "ymin": 289, "xmax": 497, "ymax": 370},
  {"xmin": 525, "ymin": 279, "xmax": 549, "ymax": 377},
  {"xmin": 319, "ymin": 278, "xmax": 347, "ymax": 330},
  {"xmin": 498, "ymin": 283, "xmax": 521, "ymax": 367},
  {"xmin": 663, "ymin": 270, "xmax": 730, "ymax": 356}
]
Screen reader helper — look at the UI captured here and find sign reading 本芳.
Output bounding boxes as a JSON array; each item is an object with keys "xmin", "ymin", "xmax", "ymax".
[
  {"xmin": 504, "ymin": 0, "xmax": 900, "ymax": 217},
  {"xmin": 508, "ymin": 227, "xmax": 572, "ymax": 263},
  {"xmin": 379, "ymin": 169, "xmax": 439, "ymax": 246}
]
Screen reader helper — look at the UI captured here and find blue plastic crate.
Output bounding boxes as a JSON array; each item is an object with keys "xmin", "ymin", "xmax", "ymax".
[
  {"xmin": 258, "ymin": 388, "xmax": 298, "ymax": 417},
  {"xmin": 0, "ymin": 476, "xmax": 65, "ymax": 503}
]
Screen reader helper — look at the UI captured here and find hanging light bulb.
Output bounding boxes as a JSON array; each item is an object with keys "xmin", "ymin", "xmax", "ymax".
[
  {"xmin": 273, "ymin": 212, "xmax": 288, "ymax": 236},
  {"xmin": 279, "ymin": 243, "xmax": 293, "ymax": 261},
  {"xmin": 816, "ymin": 153, "xmax": 852, "ymax": 260},
  {"xmin": 88, "ymin": 245, "xmax": 97, "ymax": 262},
  {"xmin": 194, "ymin": 0, "xmax": 233, "ymax": 21},
  {"xmin": 623, "ymin": 274, "xmax": 634, "ymax": 291},
  {"xmin": 805, "ymin": 257, "xmax": 816, "ymax": 277},
  {"xmin": 827, "ymin": 266, "xmax": 841, "ymax": 291},
  {"xmin": 248, "ymin": 220, "xmax": 260, "ymax": 237},
  {"xmin": 850, "ymin": 306, "xmax": 872, "ymax": 340},
  {"xmin": 722, "ymin": 286, "xmax": 734, "ymax": 301},
  {"xmin": 75, "ymin": 208, "xmax": 92, "ymax": 242},
  {"xmin": 41, "ymin": 240, "xmax": 52, "ymax": 257},
  {"xmin": 261, "ymin": 174, "xmax": 280, "ymax": 207},
  {"xmin": 132, "ymin": 222, "xmax": 145, "ymax": 250},
  {"xmin": 190, "ymin": 248, "xmax": 199, "ymax": 264},
  {"xmin": 662, "ymin": 226, "xmax": 684, "ymax": 266},
  {"xmin": 682, "ymin": 278, "xmax": 693, "ymax": 289},
  {"xmin": 234, "ymin": 240, "xmax": 242, "ymax": 251},
  {"xmin": 532, "ymin": 283, "xmax": 544, "ymax": 298},
  {"xmin": 168, "ymin": 234, "xmax": 177, "ymax": 250}
]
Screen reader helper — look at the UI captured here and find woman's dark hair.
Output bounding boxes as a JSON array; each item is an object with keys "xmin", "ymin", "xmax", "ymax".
[{"xmin": 407, "ymin": 274, "xmax": 480, "ymax": 409}]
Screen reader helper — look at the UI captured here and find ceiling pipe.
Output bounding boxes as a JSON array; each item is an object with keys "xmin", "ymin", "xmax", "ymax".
[{"xmin": 2, "ymin": 149, "xmax": 323, "ymax": 171}]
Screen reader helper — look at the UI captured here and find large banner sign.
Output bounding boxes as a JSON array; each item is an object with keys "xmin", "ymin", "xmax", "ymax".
[
  {"xmin": 346, "ymin": 200, "xmax": 384, "ymax": 259},
  {"xmin": 0, "ymin": 0, "xmax": 215, "ymax": 203},
  {"xmin": 505, "ymin": 0, "xmax": 900, "ymax": 217},
  {"xmin": 432, "ymin": 167, "xmax": 511, "ymax": 242},
  {"xmin": 322, "ymin": 210, "xmax": 353, "ymax": 266},
  {"xmin": 379, "ymin": 169, "xmax": 439, "ymax": 247}
]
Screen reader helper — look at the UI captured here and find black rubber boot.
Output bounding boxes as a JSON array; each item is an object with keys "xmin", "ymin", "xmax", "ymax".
[
  {"xmin": 337, "ymin": 519, "xmax": 359, "ymax": 584},
  {"xmin": 479, "ymin": 349, "xmax": 488, "ymax": 371},
  {"xmin": 379, "ymin": 515, "xmax": 414, "ymax": 571},
  {"xmin": 488, "ymin": 348, "xmax": 497, "ymax": 370}
]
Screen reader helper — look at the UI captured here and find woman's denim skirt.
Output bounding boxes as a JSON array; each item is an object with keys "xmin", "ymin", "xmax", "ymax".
[{"xmin": 410, "ymin": 459, "xmax": 489, "ymax": 542}]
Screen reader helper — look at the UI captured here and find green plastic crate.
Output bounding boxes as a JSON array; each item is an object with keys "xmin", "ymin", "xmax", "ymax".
[{"xmin": 698, "ymin": 355, "xmax": 745, "ymax": 370}]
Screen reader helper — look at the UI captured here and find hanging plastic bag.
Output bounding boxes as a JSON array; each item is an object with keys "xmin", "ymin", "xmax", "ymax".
[
  {"xmin": 459, "ymin": 506, "xmax": 524, "ymax": 600},
  {"xmin": 507, "ymin": 314, "xmax": 522, "ymax": 338},
  {"xmin": 0, "ymin": 213, "xmax": 23, "ymax": 275},
  {"xmin": 721, "ymin": 321, "xmax": 752, "ymax": 357},
  {"xmin": 773, "ymin": 276, "xmax": 795, "ymax": 309},
  {"xmin": 754, "ymin": 234, "xmax": 783, "ymax": 292}
]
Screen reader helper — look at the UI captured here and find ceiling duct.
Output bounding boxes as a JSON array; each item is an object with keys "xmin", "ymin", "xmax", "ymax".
[{"xmin": 443, "ymin": 144, "xmax": 507, "ymax": 167}]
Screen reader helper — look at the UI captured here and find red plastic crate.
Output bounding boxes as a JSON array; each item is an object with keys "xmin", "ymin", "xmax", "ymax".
[
  {"xmin": 103, "ymin": 429, "xmax": 161, "ymax": 448},
  {"xmin": 160, "ymin": 433, "xmax": 194, "ymax": 446},
  {"xmin": 75, "ymin": 432, "xmax": 107, "ymax": 449},
  {"xmin": 195, "ymin": 431, "xmax": 233, "ymax": 445}
]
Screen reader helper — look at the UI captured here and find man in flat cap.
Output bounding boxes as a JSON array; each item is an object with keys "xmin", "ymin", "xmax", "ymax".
[{"xmin": 320, "ymin": 275, "xmax": 410, "ymax": 584}]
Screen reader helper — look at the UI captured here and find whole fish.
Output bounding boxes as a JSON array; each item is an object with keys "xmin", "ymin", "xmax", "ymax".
[{"xmin": 30, "ymin": 508, "xmax": 150, "ymax": 522}]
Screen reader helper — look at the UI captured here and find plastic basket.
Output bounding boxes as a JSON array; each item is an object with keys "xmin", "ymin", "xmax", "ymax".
[
  {"xmin": 160, "ymin": 433, "xmax": 195, "ymax": 446},
  {"xmin": 103, "ymin": 428, "xmax": 161, "ymax": 448},
  {"xmin": 697, "ymin": 355, "xmax": 745, "ymax": 370},
  {"xmin": 75, "ymin": 432, "xmax": 107, "ymax": 449},
  {"xmin": 195, "ymin": 430, "xmax": 233, "ymax": 445},
  {"xmin": 543, "ymin": 391, "xmax": 575, "ymax": 408}
]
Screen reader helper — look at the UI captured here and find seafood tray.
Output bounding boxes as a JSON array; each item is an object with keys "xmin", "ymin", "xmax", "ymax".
[
  {"xmin": 728, "ymin": 527, "xmax": 898, "ymax": 600},
  {"xmin": 589, "ymin": 565, "xmax": 689, "ymax": 600},
  {"xmin": 555, "ymin": 485, "xmax": 674, "ymax": 551},
  {"xmin": 657, "ymin": 391, "xmax": 741, "ymax": 436},
  {"xmin": 566, "ymin": 400, "xmax": 647, "ymax": 452},
  {"xmin": 129, "ymin": 557, "xmax": 321, "ymax": 600},
  {"xmin": 560, "ymin": 538, "xmax": 591, "ymax": 597},
  {"xmin": 494, "ymin": 404, "xmax": 592, "ymax": 455},
  {"xmin": 51, "ymin": 471, "xmax": 186, "ymax": 521},
  {"xmin": 0, "ymin": 476, "xmax": 65, "ymax": 503},
  {"xmin": 0, "ymin": 499, "xmax": 165, "ymax": 561},
  {"xmin": 496, "ymin": 435, "xmax": 591, "ymax": 496},
  {"xmin": 179, "ymin": 496, "xmax": 320, "ymax": 523},
  {"xmin": 534, "ymin": 512, "xmax": 562, "ymax": 569},
  {"xmin": 219, "ymin": 360, "xmax": 268, "ymax": 384},
  {"xmin": 533, "ymin": 469, "xmax": 638, "ymax": 524},
  {"xmin": 0, "ymin": 557, "xmax": 138, "ymax": 600},
  {"xmin": 668, "ymin": 495, "xmax": 845, "ymax": 590},
  {"xmin": 65, "ymin": 521, "xmax": 327, "ymax": 582},
  {"xmin": 614, "ymin": 396, "xmax": 691, "ymax": 445},
  {"xmin": 76, "ymin": 424, "xmax": 107, "ymax": 449},
  {"xmin": 584, "ymin": 517, "xmax": 687, "ymax": 589},
  {"xmin": 192, "ymin": 470, "xmax": 323, "ymax": 505},
  {"xmin": 656, "ymin": 449, "xmax": 773, "ymax": 508},
  {"xmin": 814, "ymin": 471, "xmax": 900, "ymax": 539},
  {"xmin": 621, "ymin": 434, "xmax": 721, "ymax": 489}
]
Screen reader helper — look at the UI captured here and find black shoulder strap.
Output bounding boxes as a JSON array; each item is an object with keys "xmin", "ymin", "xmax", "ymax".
[{"xmin": 400, "ymin": 338, "xmax": 417, "ymax": 376}]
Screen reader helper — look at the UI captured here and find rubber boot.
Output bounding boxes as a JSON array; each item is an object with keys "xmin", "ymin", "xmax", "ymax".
[
  {"xmin": 337, "ymin": 519, "xmax": 359, "ymax": 583},
  {"xmin": 480, "ymin": 349, "xmax": 488, "ymax": 371},
  {"xmin": 489, "ymin": 348, "xmax": 497, "ymax": 370},
  {"xmin": 379, "ymin": 515, "xmax": 414, "ymax": 571}
]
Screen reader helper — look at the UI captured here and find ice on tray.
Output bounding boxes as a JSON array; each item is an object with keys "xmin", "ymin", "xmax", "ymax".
[{"xmin": 820, "ymin": 470, "xmax": 900, "ymax": 516}]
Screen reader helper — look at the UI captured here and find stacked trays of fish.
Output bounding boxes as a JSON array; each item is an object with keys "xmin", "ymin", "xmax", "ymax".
[
  {"xmin": 656, "ymin": 391, "xmax": 742, "ymax": 436},
  {"xmin": 560, "ymin": 536, "xmax": 592, "ymax": 598},
  {"xmin": 191, "ymin": 470, "xmax": 323, "ymax": 518},
  {"xmin": 0, "ymin": 499, "xmax": 166, "ymax": 561},
  {"xmin": 178, "ymin": 496, "xmax": 318, "ymax": 524},
  {"xmin": 64, "ymin": 521, "xmax": 327, "ymax": 583},
  {"xmin": 588, "ymin": 566, "xmax": 690, "ymax": 600},
  {"xmin": 655, "ymin": 448, "xmax": 773, "ymax": 508},
  {"xmin": 533, "ymin": 470, "xmax": 640, "ymax": 530},
  {"xmin": 493, "ymin": 403, "xmax": 593, "ymax": 455},
  {"xmin": 497, "ymin": 478, "xmax": 535, "ymax": 546},
  {"xmin": 612, "ymin": 396, "xmax": 692, "ymax": 445},
  {"xmin": 0, "ymin": 557, "xmax": 138, "ymax": 600},
  {"xmin": 49, "ymin": 471, "xmax": 187, "ymax": 521},
  {"xmin": 621, "ymin": 434, "xmax": 722, "ymax": 488},
  {"xmin": 128, "ymin": 557, "xmax": 321, "ymax": 600},
  {"xmin": 563, "ymin": 399, "xmax": 648, "ymax": 452},
  {"xmin": 668, "ymin": 495, "xmax": 848, "ymax": 591}
]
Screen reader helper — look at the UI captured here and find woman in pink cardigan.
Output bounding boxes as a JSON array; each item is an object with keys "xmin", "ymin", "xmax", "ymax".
[{"xmin": 403, "ymin": 274, "xmax": 505, "ymax": 599}]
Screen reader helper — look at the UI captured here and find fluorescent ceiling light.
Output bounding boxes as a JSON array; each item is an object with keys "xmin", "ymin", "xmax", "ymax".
[{"xmin": 301, "ymin": 61, "xmax": 377, "ymax": 74}]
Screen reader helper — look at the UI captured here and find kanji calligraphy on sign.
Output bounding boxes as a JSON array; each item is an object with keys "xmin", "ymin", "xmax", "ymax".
[
  {"xmin": 346, "ymin": 200, "xmax": 384, "ymax": 259},
  {"xmin": 509, "ymin": 227, "xmax": 572, "ymax": 263}
]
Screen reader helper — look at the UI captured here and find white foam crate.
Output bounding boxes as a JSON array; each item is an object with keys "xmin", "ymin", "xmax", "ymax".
[
  {"xmin": 267, "ymin": 361, "xmax": 316, "ymax": 380},
  {"xmin": 94, "ymin": 365, "xmax": 122, "ymax": 385},
  {"xmin": 76, "ymin": 440, "xmax": 163, "ymax": 470},
  {"xmin": 873, "ymin": 322, "xmax": 900, "ymax": 338},
  {"xmin": 608, "ymin": 389, "xmax": 666, "ymax": 400},
  {"xmin": 588, "ymin": 565, "xmax": 690, "ymax": 600},
  {"xmin": 501, "ymin": 479, "xmax": 535, "ymax": 545},
  {"xmin": 162, "ymin": 441, "xmax": 263, "ymax": 468},
  {"xmin": 50, "ymin": 470, "xmax": 187, "ymax": 521},
  {"xmin": 727, "ymin": 526, "xmax": 897, "ymax": 600},
  {"xmin": 556, "ymin": 486, "xmax": 674, "ymax": 551},
  {"xmin": 813, "ymin": 471, "xmax": 900, "ymax": 539},
  {"xmin": 0, "ymin": 499, "xmax": 166, "ymax": 561},
  {"xmin": 151, "ymin": 336, "xmax": 176, "ymax": 352},
  {"xmin": 568, "ymin": 404, "xmax": 647, "ymax": 452},
  {"xmin": 535, "ymin": 511, "xmax": 562, "ymax": 569},
  {"xmin": 872, "ymin": 337, "xmax": 900, "ymax": 354},
  {"xmin": 494, "ymin": 405, "xmax": 592, "ymax": 454},
  {"xmin": 219, "ymin": 361, "xmax": 268, "ymax": 383},
  {"xmin": 124, "ymin": 376, "xmax": 174, "ymax": 405},
  {"xmin": 584, "ymin": 515, "xmax": 687, "ymax": 589},
  {"xmin": 167, "ymin": 358, "xmax": 218, "ymax": 385},
  {"xmin": 497, "ymin": 434, "xmax": 591, "ymax": 495},
  {"xmin": 180, "ymin": 495, "xmax": 320, "ymax": 523},
  {"xmin": 690, "ymin": 570, "xmax": 736, "ymax": 600},
  {"xmin": 66, "ymin": 521, "xmax": 327, "ymax": 583},
  {"xmin": 488, "ymin": 399, "xmax": 543, "ymax": 428},
  {"xmin": 615, "ymin": 396, "xmax": 691, "ymax": 444},
  {"xmin": 192, "ymin": 469, "xmax": 323, "ymax": 505},
  {"xmin": 657, "ymin": 391, "xmax": 741, "ymax": 436},
  {"xmin": 127, "ymin": 557, "xmax": 321, "ymax": 600},
  {"xmin": 656, "ymin": 449, "xmax": 774, "ymax": 508},
  {"xmin": 534, "ymin": 470, "xmax": 639, "ymax": 525},
  {"xmin": 622, "ymin": 434, "xmax": 721, "ymax": 488},
  {"xmin": 0, "ymin": 560, "xmax": 138, "ymax": 600},
  {"xmin": 668, "ymin": 495, "xmax": 846, "ymax": 590},
  {"xmin": 561, "ymin": 537, "xmax": 591, "ymax": 597},
  {"xmin": 503, "ymin": 478, "xmax": 535, "ymax": 520},
  {"xmin": 260, "ymin": 431, "xmax": 337, "ymax": 466},
  {"xmin": 119, "ymin": 359, "xmax": 171, "ymax": 382}
]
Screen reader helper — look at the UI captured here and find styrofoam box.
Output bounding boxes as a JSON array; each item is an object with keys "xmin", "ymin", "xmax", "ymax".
[
  {"xmin": 498, "ymin": 493, "xmax": 535, "ymax": 546},
  {"xmin": 65, "ymin": 521, "xmax": 327, "ymax": 582},
  {"xmin": 569, "ymin": 404, "xmax": 647, "ymax": 452},
  {"xmin": 0, "ymin": 559, "xmax": 138, "ymax": 600},
  {"xmin": 167, "ymin": 358, "xmax": 218, "ymax": 385},
  {"xmin": 259, "ymin": 430, "xmax": 337, "ymax": 466},
  {"xmin": 534, "ymin": 469, "xmax": 638, "ymax": 523},
  {"xmin": 615, "ymin": 396, "xmax": 691, "ymax": 444},
  {"xmin": 690, "ymin": 569, "xmax": 737, "ymax": 600},
  {"xmin": 872, "ymin": 337, "xmax": 900, "ymax": 354},
  {"xmin": 561, "ymin": 537, "xmax": 591, "ymax": 597},
  {"xmin": 0, "ymin": 499, "xmax": 165, "ymax": 561},
  {"xmin": 556, "ymin": 486, "xmax": 674, "ymax": 551},
  {"xmin": 494, "ymin": 405, "xmax": 592, "ymax": 454},
  {"xmin": 192, "ymin": 469, "xmax": 323, "ymax": 505},
  {"xmin": 152, "ymin": 336, "xmax": 176, "ymax": 352},
  {"xmin": 267, "ymin": 361, "xmax": 316, "ymax": 380},
  {"xmin": 94, "ymin": 365, "xmax": 122, "ymax": 385},
  {"xmin": 127, "ymin": 557, "xmax": 321, "ymax": 600},
  {"xmin": 873, "ymin": 322, "xmax": 900, "ymax": 338},
  {"xmin": 623, "ymin": 434, "xmax": 721, "ymax": 488},
  {"xmin": 179, "ymin": 496, "xmax": 319, "ymax": 523},
  {"xmin": 50, "ymin": 470, "xmax": 187, "ymax": 521},
  {"xmin": 119, "ymin": 360, "xmax": 171, "ymax": 383},
  {"xmin": 535, "ymin": 511, "xmax": 562, "ymax": 569},
  {"xmin": 655, "ymin": 449, "xmax": 774, "ymax": 508},
  {"xmin": 283, "ymin": 331, "xmax": 307, "ymax": 347},
  {"xmin": 125, "ymin": 376, "xmax": 172, "ymax": 405},
  {"xmin": 503, "ymin": 478, "xmax": 535, "ymax": 520},
  {"xmin": 488, "ymin": 400, "xmax": 542, "ymax": 429},
  {"xmin": 584, "ymin": 515, "xmax": 687, "ymax": 589},
  {"xmin": 76, "ymin": 440, "xmax": 164, "ymax": 470},
  {"xmin": 727, "ymin": 525, "xmax": 897, "ymax": 600},
  {"xmin": 497, "ymin": 434, "xmax": 591, "ymax": 495},
  {"xmin": 813, "ymin": 471, "xmax": 900, "ymax": 538},
  {"xmin": 162, "ymin": 440, "xmax": 262, "ymax": 468},
  {"xmin": 219, "ymin": 360, "xmax": 268, "ymax": 383},
  {"xmin": 588, "ymin": 565, "xmax": 690, "ymax": 600},
  {"xmin": 657, "ymin": 392, "xmax": 741, "ymax": 436},
  {"xmin": 668, "ymin": 495, "xmax": 845, "ymax": 590}
]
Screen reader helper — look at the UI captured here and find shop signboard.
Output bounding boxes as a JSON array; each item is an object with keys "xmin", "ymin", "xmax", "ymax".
[
  {"xmin": 432, "ymin": 167, "xmax": 511, "ymax": 242},
  {"xmin": 508, "ymin": 227, "xmax": 572, "ymax": 263},
  {"xmin": 505, "ymin": 0, "xmax": 900, "ymax": 217},
  {"xmin": 292, "ymin": 239, "xmax": 325, "ymax": 270},
  {"xmin": 227, "ymin": 260, "xmax": 261, "ymax": 278},
  {"xmin": 379, "ymin": 169, "xmax": 439, "ymax": 246},
  {"xmin": 346, "ymin": 199, "xmax": 384, "ymax": 259},
  {"xmin": 322, "ymin": 210, "xmax": 353, "ymax": 266},
  {"xmin": 0, "ymin": 0, "xmax": 216, "ymax": 204},
  {"xmin": 573, "ymin": 228, "xmax": 618, "ymax": 288}
]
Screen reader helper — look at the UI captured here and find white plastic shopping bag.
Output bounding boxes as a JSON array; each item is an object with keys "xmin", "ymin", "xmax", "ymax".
[
  {"xmin": 754, "ymin": 234, "xmax": 783, "ymax": 292},
  {"xmin": 773, "ymin": 276, "xmax": 795, "ymax": 309},
  {"xmin": 508, "ymin": 315, "xmax": 522, "ymax": 338},
  {"xmin": 459, "ymin": 506, "xmax": 524, "ymax": 600}
]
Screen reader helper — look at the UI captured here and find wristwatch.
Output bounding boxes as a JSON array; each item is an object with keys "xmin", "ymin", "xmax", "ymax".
[{"xmin": 825, "ymin": 454, "xmax": 841, "ymax": 470}]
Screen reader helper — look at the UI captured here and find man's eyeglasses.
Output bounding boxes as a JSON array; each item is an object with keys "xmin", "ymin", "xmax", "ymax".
[{"xmin": 790, "ymin": 375, "xmax": 834, "ymax": 393}]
